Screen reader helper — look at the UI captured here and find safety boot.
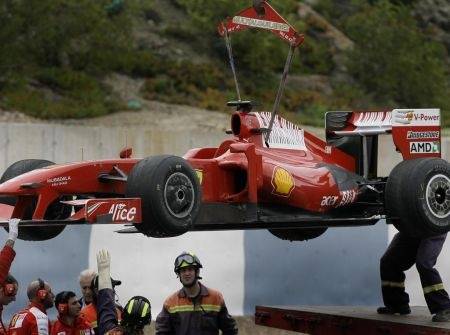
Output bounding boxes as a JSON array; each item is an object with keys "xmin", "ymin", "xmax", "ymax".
[
  {"xmin": 377, "ymin": 305, "xmax": 411, "ymax": 315},
  {"xmin": 432, "ymin": 308, "xmax": 450, "ymax": 322}
]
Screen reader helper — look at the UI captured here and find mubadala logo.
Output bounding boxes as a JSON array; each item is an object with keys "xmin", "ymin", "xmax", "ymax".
[
  {"xmin": 47, "ymin": 176, "xmax": 71, "ymax": 186},
  {"xmin": 410, "ymin": 141, "xmax": 440, "ymax": 154},
  {"xmin": 407, "ymin": 131, "xmax": 440, "ymax": 140},
  {"xmin": 47, "ymin": 176, "xmax": 71, "ymax": 183},
  {"xmin": 109, "ymin": 203, "xmax": 137, "ymax": 221}
]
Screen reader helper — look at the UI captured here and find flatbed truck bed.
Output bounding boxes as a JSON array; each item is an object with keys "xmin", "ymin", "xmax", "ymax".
[{"xmin": 255, "ymin": 306, "xmax": 450, "ymax": 334}]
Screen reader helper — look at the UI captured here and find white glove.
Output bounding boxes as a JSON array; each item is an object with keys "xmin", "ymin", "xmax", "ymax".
[
  {"xmin": 96, "ymin": 249, "xmax": 112, "ymax": 290},
  {"xmin": 8, "ymin": 218, "xmax": 20, "ymax": 242}
]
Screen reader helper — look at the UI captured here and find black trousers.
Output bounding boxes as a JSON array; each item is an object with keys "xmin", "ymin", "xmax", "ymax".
[{"xmin": 380, "ymin": 232, "xmax": 450, "ymax": 314}]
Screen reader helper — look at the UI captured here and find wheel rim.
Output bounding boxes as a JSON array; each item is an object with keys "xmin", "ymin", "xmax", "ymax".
[
  {"xmin": 164, "ymin": 172, "xmax": 195, "ymax": 219},
  {"xmin": 425, "ymin": 174, "xmax": 450, "ymax": 220}
]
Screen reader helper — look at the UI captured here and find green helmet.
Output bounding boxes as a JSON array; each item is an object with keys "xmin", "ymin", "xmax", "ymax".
[{"xmin": 174, "ymin": 252, "xmax": 203, "ymax": 273}]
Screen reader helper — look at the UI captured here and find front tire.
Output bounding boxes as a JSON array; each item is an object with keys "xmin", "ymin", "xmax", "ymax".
[{"xmin": 126, "ymin": 155, "xmax": 201, "ymax": 237}]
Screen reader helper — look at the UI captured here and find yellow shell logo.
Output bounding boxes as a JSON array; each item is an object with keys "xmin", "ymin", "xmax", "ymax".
[
  {"xmin": 406, "ymin": 111, "xmax": 414, "ymax": 121},
  {"xmin": 195, "ymin": 169, "xmax": 203, "ymax": 185},
  {"xmin": 272, "ymin": 166, "xmax": 294, "ymax": 196}
]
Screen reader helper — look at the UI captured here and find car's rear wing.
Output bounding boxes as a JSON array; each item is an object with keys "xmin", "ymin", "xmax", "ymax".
[{"xmin": 326, "ymin": 109, "xmax": 442, "ymax": 160}]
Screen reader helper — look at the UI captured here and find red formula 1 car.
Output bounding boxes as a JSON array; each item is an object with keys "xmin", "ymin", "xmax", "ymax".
[{"xmin": 0, "ymin": 0, "xmax": 448, "ymax": 241}]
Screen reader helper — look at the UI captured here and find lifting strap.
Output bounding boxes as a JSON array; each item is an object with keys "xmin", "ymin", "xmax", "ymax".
[{"xmin": 224, "ymin": 29, "xmax": 242, "ymax": 101}]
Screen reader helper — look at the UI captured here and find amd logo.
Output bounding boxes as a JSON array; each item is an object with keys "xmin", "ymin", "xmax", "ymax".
[
  {"xmin": 109, "ymin": 203, "xmax": 137, "ymax": 222},
  {"xmin": 410, "ymin": 141, "xmax": 440, "ymax": 154}
]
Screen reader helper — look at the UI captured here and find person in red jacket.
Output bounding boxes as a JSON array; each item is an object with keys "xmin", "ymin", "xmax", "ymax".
[
  {"xmin": 0, "ymin": 218, "xmax": 20, "ymax": 335},
  {"xmin": 51, "ymin": 291, "xmax": 94, "ymax": 335},
  {"xmin": 8, "ymin": 278, "xmax": 55, "ymax": 335}
]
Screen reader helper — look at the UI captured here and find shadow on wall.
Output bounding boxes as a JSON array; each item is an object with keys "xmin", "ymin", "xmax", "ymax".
[
  {"xmin": 243, "ymin": 221, "xmax": 388, "ymax": 314},
  {"xmin": 2, "ymin": 226, "xmax": 91, "ymax": 322}
]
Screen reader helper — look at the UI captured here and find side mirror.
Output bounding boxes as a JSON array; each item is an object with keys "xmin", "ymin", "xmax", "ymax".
[{"xmin": 120, "ymin": 147, "xmax": 132, "ymax": 159}]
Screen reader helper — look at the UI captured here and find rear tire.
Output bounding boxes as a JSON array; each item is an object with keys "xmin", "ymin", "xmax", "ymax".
[
  {"xmin": 386, "ymin": 158, "xmax": 450, "ymax": 237},
  {"xmin": 269, "ymin": 228, "xmax": 327, "ymax": 241},
  {"xmin": 126, "ymin": 155, "xmax": 201, "ymax": 237},
  {"xmin": 0, "ymin": 159, "xmax": 70, "ymax": 241}
]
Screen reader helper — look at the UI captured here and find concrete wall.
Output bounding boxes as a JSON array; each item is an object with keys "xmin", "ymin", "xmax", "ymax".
[{"xmin": 0, "ymin": 122, "xmax": 448, "ymax": 325}]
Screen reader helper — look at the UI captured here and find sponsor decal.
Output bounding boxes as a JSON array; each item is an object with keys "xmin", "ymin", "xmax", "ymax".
[
  {"xmin": 393, "ymin": 109, "xmax": 440, "ymax": 126},
  {"xmin": 10, "ymin": 315, "xmax": 18, "ymax": 328},
  {"xmin": 410, "ymin": 141, "xmax": 440, "ymax": 154},
  {"xmin": 10, "ymin": 313, "xmax": 26, "ymax": 328},
  {"xmin": 414, "ymin": 113, "xmax": 439, "ymax": 122},
  {"xmin": 325, "ymin": 146, "xmax": 332, "ymax": 154},
  {"xmin": 321, "ymin": 195, "xmax": 338, "ymax": 207},
  {"xmin": 232, "ymin": 16, "xmax": 289, "ymax": 32},
  {"xmin": 321, "ymin": 190, "xmax": 358, "ymax": 208},
  {"xmin": 337, "ymin": 189, "xmax": 358, "ymax": 207},
  {"xmin": 108, "ymin": 203, "xmax": 137, "ymax": 222},
  {"xmin": 279, "ymin": 31, "xmax": 298, "ymax": 44},
  {"xmin": 87, "ymin": 202, "xmax": 107, "ymax": 215},
  {"xmin": 195, "ymin": 169, "xmax": 203, "ymax": 185},
  {"xmin": 47, "ymin": 176, "xmax": 71, "ymax": 186},
  {"xmin": 407, "ymin": 131, "xmax": 440, "ymax": 140},
  {"xmin": 271, "ymin": 166, "xmax": 294, "ymax": 197},
  {"xmin": 406, "ymin": 111, "xmax": 414, "ymax": 122}
]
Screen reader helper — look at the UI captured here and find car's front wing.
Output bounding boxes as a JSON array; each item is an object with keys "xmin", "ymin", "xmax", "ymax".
[{"xmin": 0, "ymin": 198, "xmax": 142, "ymax": 227}]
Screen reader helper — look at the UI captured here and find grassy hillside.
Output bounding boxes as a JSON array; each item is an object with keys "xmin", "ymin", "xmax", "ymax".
[{"xmin": 0, "ymin": 0, "xmax": 448, "ymax": 126}]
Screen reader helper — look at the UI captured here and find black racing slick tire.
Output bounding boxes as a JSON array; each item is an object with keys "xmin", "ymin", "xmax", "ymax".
[
  {"xmin": 0, "ymin": 159, "xmax": 70, "ymax": 241},
  {"xmin": 386, "ymin": 158, "xmax": 450, "ymax": 237},
  {"xmin": 269, "ymin": 228, "xmax": 328, "ymax": 241},
  {"xmin": 126, "ymin": 155, "xmax": 201, "ymax": 237}
]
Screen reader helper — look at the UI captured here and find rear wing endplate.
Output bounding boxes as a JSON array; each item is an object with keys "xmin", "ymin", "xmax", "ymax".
[{"xmin": 326, "ymin": 109, "xmax": 442, "ymax": 160}]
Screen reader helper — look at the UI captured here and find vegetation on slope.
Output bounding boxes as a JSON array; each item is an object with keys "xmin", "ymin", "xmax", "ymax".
[{"xmin": 0, "ymin": 0, "xmax": 448, "ymax": 126}]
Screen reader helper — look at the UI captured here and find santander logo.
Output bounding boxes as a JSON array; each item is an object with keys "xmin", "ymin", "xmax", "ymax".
[{"xmin": 108, "ymin": 203, "xmax": 137, "ymax": 222}]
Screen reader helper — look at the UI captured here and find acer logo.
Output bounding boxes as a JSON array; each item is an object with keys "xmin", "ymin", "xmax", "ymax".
[
  {"xmin": 321, "ymin": 196, "xmax": 338, "ymax": 207},
  {"xmin": 109, "ymin": 203, "xmax": 137, "ymax": 221}
]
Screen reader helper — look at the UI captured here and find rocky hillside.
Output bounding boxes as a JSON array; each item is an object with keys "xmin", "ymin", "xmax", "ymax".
[{"xmin": 0, "ymin": 0, "xmax": 448, "ymax": 125}]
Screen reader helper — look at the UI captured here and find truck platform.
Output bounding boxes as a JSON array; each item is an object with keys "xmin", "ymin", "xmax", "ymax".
[{"xmin": 255, "ymin": 306, "xmax": 450, "ymax": 334}]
